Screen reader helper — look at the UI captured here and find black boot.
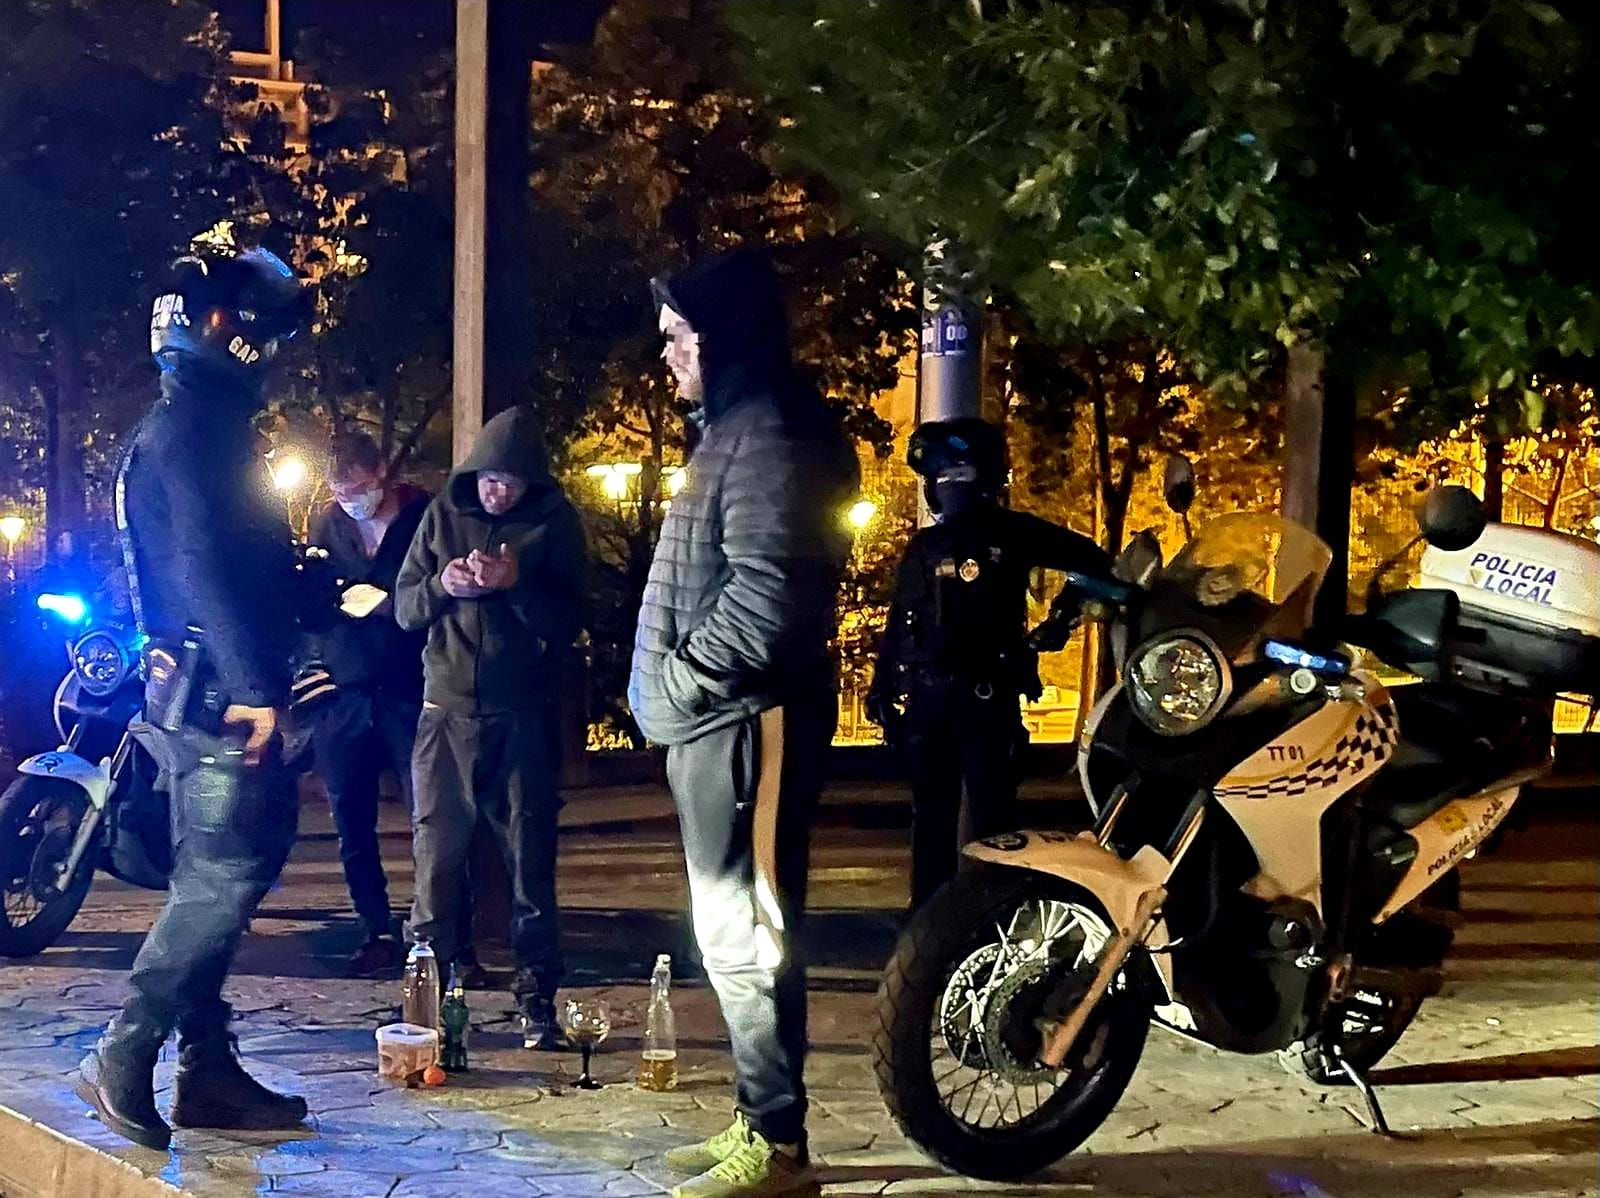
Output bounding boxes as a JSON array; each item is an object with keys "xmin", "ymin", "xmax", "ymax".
[
  {"xmin": 75, "ymin": 1013, "xmax": 171, "ymax": 1151},
  {"xmin": 170, "ymin": 1025, "xmax": 307, "ymax": 1131}
]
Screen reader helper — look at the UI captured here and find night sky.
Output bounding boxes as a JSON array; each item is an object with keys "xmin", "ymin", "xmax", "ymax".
[{"xmin": 213, "ymin": 0, "xmax": 609, "ymax": 57}]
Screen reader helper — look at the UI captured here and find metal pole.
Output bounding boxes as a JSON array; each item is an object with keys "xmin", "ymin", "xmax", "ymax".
[
  {"xmin": 452, "ymin": 0, "xmax": 490, "ymax": 466},
  {"xmin": 915, "ymin": 237, "xmax": 984, "ymax": 525}
]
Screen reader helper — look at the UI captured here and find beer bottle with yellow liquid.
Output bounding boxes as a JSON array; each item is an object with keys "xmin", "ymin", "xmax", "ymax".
[{"xmin": 637, "ymin": 954, "xmax": 678, "ymax": 1091}]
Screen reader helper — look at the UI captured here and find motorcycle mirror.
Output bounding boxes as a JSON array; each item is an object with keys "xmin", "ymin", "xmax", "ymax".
[
  {"xmin": 1114, "ymin": 529, "xmax": 1163, "ymax": 587},
  {"xmin": 1163, "ymin": 455, "xmax": 1196, "ymax": 515},
  {"xmin": 1418, "ymin": 486, "xmax": 1487, "ymax": 552}
]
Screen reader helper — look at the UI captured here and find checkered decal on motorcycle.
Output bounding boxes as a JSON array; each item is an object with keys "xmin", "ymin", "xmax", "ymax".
[{"xmin": 1214, "ymin": 706, "xmax": 1400, "ymax": 801}]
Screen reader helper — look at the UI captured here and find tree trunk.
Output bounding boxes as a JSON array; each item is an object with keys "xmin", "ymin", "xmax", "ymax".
[
  {"xmin": 379, "ymin": 371, "xmax": 401, "ymax": 460},
  {"xmin": 1482, "ymin": 436, "xmax": 1505, "ymax": 522},
  {"xmin": 1543, "ymin": 448, "xmax": 1570, "ymax": 529},
  {"xmin": 1282, "ymin": 343, "xmax": 1326, "ymax": 529},
  {"xmin": 1073, "ymin": 471, "xmax": 1106, "ymax": 742},
  {"xmin": 387, "ymin": 391, "xmax": 448, "ymax": 475},
  {"xmin": 46, "ymin": 321, "xmax": 86, "ymax": 544}
]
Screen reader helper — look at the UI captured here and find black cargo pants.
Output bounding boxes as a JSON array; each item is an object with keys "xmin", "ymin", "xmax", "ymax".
[
  {"xmin": 309, "ymin": 687, "xmax": 419, "ymax": 940},
  {"xmin": 668, "ymin": 699, "xmax": 833, "ymax": 1149},
  {"xmin": 408, "ymin": 703, "xmax": 563, "ymax": 994},
  {"xmin": 121, "ymin": 720, "xmax": 299, "ymax": 1040},
  {"xmin": 904, "ymin": 679, "xmax": 1027, "ymax": 909}
]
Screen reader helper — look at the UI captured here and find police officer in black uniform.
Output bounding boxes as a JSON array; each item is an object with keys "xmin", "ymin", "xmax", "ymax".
[
  {"xmin": 75, "ymin": 248, "xmax": 310, "ymax": 1149},
  {"xmin": 867, "ymin": 418, "xmax": 1109, "ymax": 909}
]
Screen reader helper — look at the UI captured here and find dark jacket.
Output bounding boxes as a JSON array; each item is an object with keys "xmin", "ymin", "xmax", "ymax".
[
  {"xmin": 307, "ymin": 484, "xmax": 430, "ymax": 700},
  {"xmin": 395, "ymin": 409, "xmax": 586, "ymax": 715},
  {"xmin": 116, "ymin": 361, "xmax": 297, "ymax": 708},
  {"xmin": 872, "ymin": 504, "xmax": 1109, "ymax": 696},
  {"xmin": 629, "ymin": 250, "xmax": 860, "ymax": 747}
]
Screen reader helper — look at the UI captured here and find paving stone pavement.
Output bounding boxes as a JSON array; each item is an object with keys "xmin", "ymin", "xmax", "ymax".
[{"xmin": 0, "ymin": 803, "xmax": 1594, "ymax": 1197}]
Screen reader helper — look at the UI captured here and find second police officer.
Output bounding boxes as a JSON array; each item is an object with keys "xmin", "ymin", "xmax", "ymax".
[{"xmin": 868, "ymin": 418, "xmax": 1110, "ymax": 910}]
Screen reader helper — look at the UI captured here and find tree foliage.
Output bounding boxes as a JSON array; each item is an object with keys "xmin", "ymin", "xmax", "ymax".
[
  {"xmin": 733, "ymin": 0, "xmax": 1600, "ymax": 435},
  {"xmin": 0, "ymin": 0, "xmax": 300, "ymax": 539}
]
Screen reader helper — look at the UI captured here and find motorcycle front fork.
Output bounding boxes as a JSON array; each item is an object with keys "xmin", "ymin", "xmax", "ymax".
[
  {"xmin": 49, "ymin": 729, "xmax": 133, "ymax": 894},
  {"xmin": 1037, "ymin": 791, "xmax": 1207, "ymax": 1070}
]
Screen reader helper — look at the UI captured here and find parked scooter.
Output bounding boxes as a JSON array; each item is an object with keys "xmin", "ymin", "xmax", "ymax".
[
  {"xmin": 873, "ymin": 477, "xmax": 1598, "ymax": 1179},
  {"xmin": 0, "ymin": 594, "xmax": 169, "ymax": 957}
]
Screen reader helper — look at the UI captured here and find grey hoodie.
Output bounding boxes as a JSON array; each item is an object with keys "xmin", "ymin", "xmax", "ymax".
[{"xmin": 396, "ymin": 408, "xmax": 586, "ymax": 714}]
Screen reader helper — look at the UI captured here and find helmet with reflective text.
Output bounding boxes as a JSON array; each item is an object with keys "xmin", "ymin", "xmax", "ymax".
[{"xmin": 150, "ymin": 247, "xmax": 306, "ymax": 384}]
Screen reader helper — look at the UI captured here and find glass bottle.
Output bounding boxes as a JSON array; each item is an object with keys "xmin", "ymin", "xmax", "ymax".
[
  {"xmin": 637, "ymin": 954, "xmax": 678, "ymax": 1091},
  {"xmin": 401, "ymin": 939, "xmax": 441, "ymax": 1032}
]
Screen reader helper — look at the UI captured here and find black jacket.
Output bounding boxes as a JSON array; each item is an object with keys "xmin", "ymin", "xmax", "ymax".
[
  {"xmin": 307, "ymin": 484, "xmax": 430, "ymax": 700},
  {"xmin": 872, "ymin": 505, "xmax": 1109, "ymax": 695},
  {"xmin": 116, "ymin": 362, "xmax": 297, "ymax": 708},
  {"xmin": 395, "ymin": 408, "xmax": 586, "ymax": 715},
  {"xmin": 629, "ymin": 250, "xmax": 860, "ymax": 746}
]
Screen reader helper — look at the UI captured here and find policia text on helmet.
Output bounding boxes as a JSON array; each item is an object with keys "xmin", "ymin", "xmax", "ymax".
[{"xmin": 871, "ymin": 418, "xmax": 1112, "ymax": 908}]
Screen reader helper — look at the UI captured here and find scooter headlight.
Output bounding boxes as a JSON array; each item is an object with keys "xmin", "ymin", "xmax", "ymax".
[
  {"xmin": 72, "ymin": 630, "xmax": 130, "ymax": 698},
  {"xmin": 1126, "ymin": 632, "xmax": 1230, "ymax": 736}
]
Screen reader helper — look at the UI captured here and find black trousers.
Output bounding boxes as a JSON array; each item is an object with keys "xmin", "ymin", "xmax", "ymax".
[
  {"xmin": 409, "ymin": 703, "xmax": 563, "ymax": 992},
  {"xmin": 309, "ymin": 688, "xmax": 419, "ymax": 939},
  {"xmin": 668, "ymin": 700, "xmax": 833, "ymax": 1147},
  {"xmin": 121, "ymin": 721, "xmax": 298, "ymax": 1039},
  {"xmin": 904, "ymin": 682, "xmax": 1026, "ymax": 909}
]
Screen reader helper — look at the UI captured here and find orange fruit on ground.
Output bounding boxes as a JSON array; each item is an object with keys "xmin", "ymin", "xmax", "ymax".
[{"xmin": 423, "ymin": 1065, "xmax": 447, "ymax": 1086}]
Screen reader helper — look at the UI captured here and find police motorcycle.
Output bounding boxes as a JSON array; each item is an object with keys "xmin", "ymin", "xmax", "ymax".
[
  {"xmin": 873, "ymin": 472, "xmax": 1600, "ymax": 1180},
  {"xmin": 0, "ymin": 593, "xmax": 169, "ymax": 957},
  {"xmin": 0, "ymin": 543, "xmax": 342, "ymax": 958}
]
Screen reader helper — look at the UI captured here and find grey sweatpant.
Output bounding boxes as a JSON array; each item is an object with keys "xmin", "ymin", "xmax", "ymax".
[{"xmin": 667, "ymin": 700, "xmax": 833, "ymax": 1147}]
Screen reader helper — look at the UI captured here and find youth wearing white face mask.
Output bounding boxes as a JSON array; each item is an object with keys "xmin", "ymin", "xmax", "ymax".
[
  {"xmin": 337, "ymin": 485, "xmax": 385, "ymax": 523},
  {"xmin": 301, "ymin": 433, "xmax": 453, "ymax": 979}
]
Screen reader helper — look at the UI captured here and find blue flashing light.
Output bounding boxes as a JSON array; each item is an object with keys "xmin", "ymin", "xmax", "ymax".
[
  {"xmin": 37, "ymin": 592, "xmax": 90, "ymax": 625},
  {"xmin": 1264, "ymin": 639, "xmax": 1348, "ymax": 675}
]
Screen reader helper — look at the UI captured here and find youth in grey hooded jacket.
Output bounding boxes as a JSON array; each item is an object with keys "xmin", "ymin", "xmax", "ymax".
[{"xmin": 628, "ymin": 250, "xmax": 859, "ymax": 746}]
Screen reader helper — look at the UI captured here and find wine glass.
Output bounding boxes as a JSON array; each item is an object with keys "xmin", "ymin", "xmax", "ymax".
[{"xmin": 563, "ymin": 998, "xmax": 611, "ymax": 1090}]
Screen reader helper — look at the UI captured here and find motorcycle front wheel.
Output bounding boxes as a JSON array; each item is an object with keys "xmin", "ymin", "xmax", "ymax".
[
  {"xmin": 0, "ymin": 775, "xmax": 95, "ymax": 957},
  {"xmin": 873, "ymin": 866, "xmax": 1154, "ymax": 1180}
]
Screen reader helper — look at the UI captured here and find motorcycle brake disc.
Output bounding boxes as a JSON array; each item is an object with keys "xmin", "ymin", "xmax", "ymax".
[
  {"xmin": 938, "ymin": 944, "xmax": 1003, "ymax": 1068},
  {"xmin": 981, "ymin": 959, "xmax": 1106, "ymax": 1084}
]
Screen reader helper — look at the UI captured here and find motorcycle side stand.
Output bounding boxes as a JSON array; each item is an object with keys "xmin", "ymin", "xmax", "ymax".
[{"xmin": 1331, "ymin": 1045, "xmax": 1393, "ymax": 1136}]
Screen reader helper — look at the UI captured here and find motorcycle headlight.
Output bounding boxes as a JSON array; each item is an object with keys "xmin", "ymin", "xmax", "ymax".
[
  {"xmin": 72, "ymin": 630, "xmax": 130, "ymax": 699},
  {"xmin": 1126, "ymin": 633, "xmax": 1230, "ymax": 736}
]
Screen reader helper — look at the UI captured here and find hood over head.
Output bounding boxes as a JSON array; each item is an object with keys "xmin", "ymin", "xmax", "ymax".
[
  {"xmin": 652, "ymin": 248, "xmax": 804, "ymax": 424},
  {"xmin": 448, "ymin": 407, "xmax": 560, "ymax": 516}
]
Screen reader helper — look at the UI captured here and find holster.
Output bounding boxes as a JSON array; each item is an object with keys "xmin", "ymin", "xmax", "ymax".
[{"xmin": 142, "ymin": 629, "xmax": 225, "ymax": 735}]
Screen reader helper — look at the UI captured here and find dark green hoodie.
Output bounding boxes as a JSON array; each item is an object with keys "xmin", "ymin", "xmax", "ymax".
[{"xmin": 395, "ymin": 408, "xmax": 586, "ymax": 714}]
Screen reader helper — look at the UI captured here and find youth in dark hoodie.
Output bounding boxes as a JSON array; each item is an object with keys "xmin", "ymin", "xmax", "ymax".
[{"xmin": 395, "ymin": 407, "xmax": 586, "ymax": 1045}]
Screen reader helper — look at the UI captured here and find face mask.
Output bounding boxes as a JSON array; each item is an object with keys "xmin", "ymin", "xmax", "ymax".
[
  {"xmin": 933, "ymin": 480, "xmax": 984, "ymax": 519},
  {"xmin": 339, "ymin": 487, "xmax": 384, "ymax": 521}
]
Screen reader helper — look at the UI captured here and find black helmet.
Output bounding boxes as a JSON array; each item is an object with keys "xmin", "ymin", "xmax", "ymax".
[
  {"xmin": 907, "ymin": 418, "xmax": 1005, "ymax": 486},
  {"xmin": 150, "ymin": 246, "xmax": 305, "ymax": 383},
  {"xmin": 908, "ymin": 418, "xmax": 1006, "ymax": 518}
]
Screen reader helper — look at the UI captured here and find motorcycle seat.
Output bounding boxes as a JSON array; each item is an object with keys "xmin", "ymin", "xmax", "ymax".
[{"xmin": 1366, "ymin": 683, "xmax": 1546, "ymax": 827}]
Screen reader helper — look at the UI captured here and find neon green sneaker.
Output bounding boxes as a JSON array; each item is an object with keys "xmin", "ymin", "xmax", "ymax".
[
  {"xmin": 665, "ymin": 1112, "xmax": 755, "ymax": 1173},
  {"xmin": 670, "ymin": 1129, "xmax": 817, "ymax": 1198}
]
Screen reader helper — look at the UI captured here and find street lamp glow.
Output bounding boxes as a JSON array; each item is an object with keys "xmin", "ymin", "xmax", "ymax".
[
  {"xmin": 663, "ymin": 466, "xmax": 688, "ymax": 497},
  {"xmin": 271, "ymin": 454, "xmax": 308, "ymax": 493},
  {"xmin": 0, "ymin": 514, "xmax": 25, "ymax": 548},
  {"xmin": 847, "ymin": 499, "xmax": 879, "ymax": 531},
  {"xmin": 586, "ymin": 462, "xmax": 644, "ymax": 501}
]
